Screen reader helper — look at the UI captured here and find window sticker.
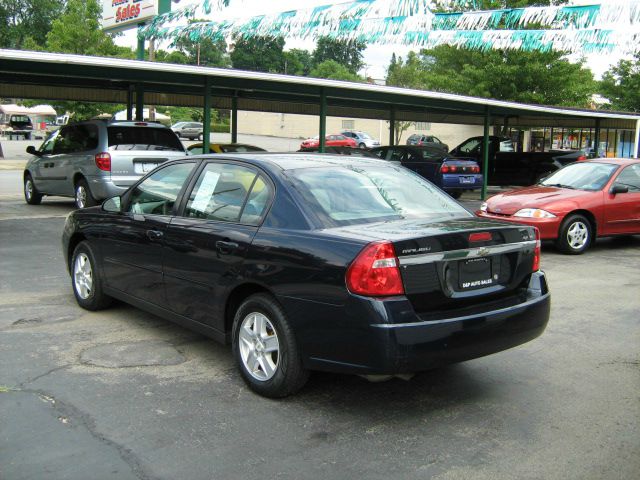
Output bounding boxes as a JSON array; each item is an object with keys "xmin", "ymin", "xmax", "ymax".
[{"xmin": 191, "ymin": 170, "xmax": 221, "ymax": 213}]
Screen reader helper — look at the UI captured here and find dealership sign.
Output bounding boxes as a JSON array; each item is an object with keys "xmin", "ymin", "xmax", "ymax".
[{"xmin": 102, "ymin": 0, "xmax": 158, "ymax": 32}]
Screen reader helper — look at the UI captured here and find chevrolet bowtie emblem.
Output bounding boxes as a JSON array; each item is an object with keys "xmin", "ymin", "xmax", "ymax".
[{"xmin": 476, "ymin": 247, "xmax": 491, "ymax": 257}]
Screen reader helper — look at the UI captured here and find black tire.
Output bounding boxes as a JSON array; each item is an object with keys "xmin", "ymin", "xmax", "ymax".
[
  {"xmin": 556, "ymin": 214, "xmax": 592, "ymax": 254},
  {"xmin": 448, "ymin": 190, "xmax": 463, "ymax": 200},
  {"xmin": 70, "ymin": 241, "xmax": 112, "ymax": 311},
  {"xmin": 75, "ymin": 178, "xmax": 98, "ymax": 209},
  {"xmin": 232, "ymin": 294, "xmax": 309, "ymax": 398},
  {"xmin": 358, "ymin": 142, "xmax": 366, "ymax": 149},
  {"xmin": 24, "ymin": 174, "xmax": 43, "ymax": 205}
]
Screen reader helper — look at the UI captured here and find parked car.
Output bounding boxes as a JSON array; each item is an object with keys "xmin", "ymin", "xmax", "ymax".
[
  {"xmin": 62, "ymin": 153, "xmax": 550, "ymax": 398},
  {"xmin": 171, "ymin": 122, "xmax": 204, "ymax": 140},
  {"xmin": 406, "ymin": 134, "xmax": 448, "ymax": 152},
  {"xmin": 187, "ymin": 143, "xmax": 266, "ymax": 154},
  {"xmin": 297, "ymin": 146, "xmax": 379, "ymax": 158},
  {"xmin": 5, "ymin": 114, "xmax": 34, "ymax": 139},
  {"xmin": 370, "ymin": 145, "xmax": 482, "ymax": 199},
  {"xmin": 299, "ymin": 134, "xmax": 357, "ymax": 149},
  {"xmin": 24, "ymin": 120, "xmax": 186, "ymax": 209},
  {"xmin": 477, "ymin": 158, "xmax": 640, "ymax": 254},
  {"xmin": 341, "ymin": 131, "xmax": 381, "ymax": 148},
  {"xmin": 450, "ymin": 135, "xmax": 586, "ymax": 186}
]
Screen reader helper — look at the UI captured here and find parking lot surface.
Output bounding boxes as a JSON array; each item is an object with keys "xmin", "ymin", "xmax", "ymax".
[{"xmin": 1, "ymin": 166, "xmax": 639, "ymax": 480}]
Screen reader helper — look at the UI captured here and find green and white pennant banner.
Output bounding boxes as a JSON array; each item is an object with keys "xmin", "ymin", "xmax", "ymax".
[{"xmin": 138, "ymin": 0, "xmax": 640, "ymax": 54}]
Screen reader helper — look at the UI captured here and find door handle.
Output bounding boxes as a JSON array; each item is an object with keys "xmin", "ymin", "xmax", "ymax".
[
  {"xmin": 146, "ymin": 229, "xmax": 164, "ymax": 241},
  {"xmin": 215, "ymin": 240, "xmax": 239, "ymax": 254}
]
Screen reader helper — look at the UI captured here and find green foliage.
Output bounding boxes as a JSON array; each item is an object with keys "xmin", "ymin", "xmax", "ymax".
[
  {"xmin": 387, "ymin": 46, "xmax": 595, "ymax": 107},
  {"xmin": 0, "ymin": 0, "xmax": 63, "ymax": 49},
  {"xmin": 230, "ymin": 36, "xmax": 286, "ymax": 73},
  {"xmin": 600, "ymin": 53, "xmax": 640, "ymax": 112},
  {"xmin": 309, "ymin": 60, "xmax": 364, "ymax": 82},
  {"xmin": 313, "ymin": 36, "xmax": 366, "ymax": 75},
  {"xmin": 172, "ymin": 19, "xmax": 230, "ymax": 67},
  {"xmin": 283, "ymin": 49, "xmax": 313, "ymax": 76}
]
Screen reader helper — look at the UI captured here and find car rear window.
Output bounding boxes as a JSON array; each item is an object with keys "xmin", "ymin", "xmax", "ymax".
[
  {"xmin": 288, "ymin": 164, "xmax": 470, "ymax": 227},
  {"xmin": 107, "ymin": 127, "xmax": 183, "ymax": 151},
  {"xmin": 11, "ymin": 115, "xmax": 30, "ymax": 123}
]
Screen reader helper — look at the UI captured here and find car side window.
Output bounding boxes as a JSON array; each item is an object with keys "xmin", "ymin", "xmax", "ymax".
[
  {"xmin": 615, "ymin": 165, "xmax": 640, "ymax": 192},
  {"xmin": 371, "ymin": 148, "xmax": 387, "ymax": 159},
  {"xmin": 240, "ymin": 175, "xmax": 273, "ymax": 225},
  {"xmin": 458, "ymin": 138, "xmax": 481, "ymax": 154},
  {"xmin": 184, "ymin": 163, "xmax": 257, "ymax": 223},
  {"xmin": 39, "ymin": 130, "xmax": 60, "ymax": 154},
  {"xmin": 389, "ymin": 148, "xmax": 404, "ymax": 162},
  {"xmin": 128, "ymin": 162, "xmax": 195, "ymax": 216}
]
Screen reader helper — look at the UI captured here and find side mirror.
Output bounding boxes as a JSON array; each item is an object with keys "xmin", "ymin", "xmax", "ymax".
[
  {"xmin": 610, "ymin": 184, "xmax": 629, "ymax": 195},
  {"xmin": 102, "ymin": 196, "xmax": 122, "ymax": 212},
  {"xmin": 26, "ymin": 145, "xmax": 40, "ymax": 156}
]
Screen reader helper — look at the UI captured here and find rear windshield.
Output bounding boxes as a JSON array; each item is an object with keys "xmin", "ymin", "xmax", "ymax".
[
  {"xmin": 287, "ymin": 164, "xmax": 471, "ymax": 227},
  {"xmin": 11, "ymin": 115, "xmax": 30, "ymax": 123},
  {"xmin": 107, "ymin": 127, "xmax": 184, "ymax": 151}
]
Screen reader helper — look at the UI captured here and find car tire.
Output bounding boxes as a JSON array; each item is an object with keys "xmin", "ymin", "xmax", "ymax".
[
  {"xmin": 556, "ymin": 214, "xmax": 592, "ymax": 254},
  {"xmin": 232, "ymin": 293, "xmax": 309, "ymax": 398},
  {"xmin": 198, "ymin": 133, "xmax": 203, "ymax": 141},
  {"xmin": 71, "ymin": 241, "xmax": 112, "ymax": 311},
  {"xmin": 24, "ymin": 174, "xmax": 43, "ymax": 205},
  {"xmin": 448, "ymin": 191, "xmax": 463, "ymax": 200},
  {"xmin": 358, "ymin": 142, "xmax": 366, "ymax": 149},
  {"xmin": 75, "ymin": 178, "xmax": 98, "ymax": 209}
]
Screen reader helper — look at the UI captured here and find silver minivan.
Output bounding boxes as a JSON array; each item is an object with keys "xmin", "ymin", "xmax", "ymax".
[{"xmin": 24, "ymin": 120, "xmax": 187, "ymax": 209}]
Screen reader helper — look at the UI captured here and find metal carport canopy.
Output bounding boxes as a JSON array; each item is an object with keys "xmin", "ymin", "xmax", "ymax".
[{"xmin": 1, "ymin": 49, "xmax": 639, "ymax": 131}]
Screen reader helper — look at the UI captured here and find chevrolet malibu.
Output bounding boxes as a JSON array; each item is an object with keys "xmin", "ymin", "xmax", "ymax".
[
  {"xmin": 477, "ymin": 159, "xmax": 640, "ymax": 254},
  {"xmin": 63, "ymin": 154, "xmax": 550, "ymax": 397}
]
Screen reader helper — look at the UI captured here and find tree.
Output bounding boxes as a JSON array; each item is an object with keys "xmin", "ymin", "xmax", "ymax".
[
  {"xmin": 230, "ymin": 36, "xmax": 286, "ymax": 73},
  {"xmin": 283, "ymin": 49, "xmax": 313, "ymax": 76},
  {"xmin": 600, "ymin": 53, "xmax": 640, "ymax": 112},
  {"xmin": 173, "ymin": 20, "xmax": 230, "ymax": 67},
  {"xmin": 309, "ymin": 60, "xmax": 364, "ymax": 82},
  {"xmin": 0, "ymin": 0, "xmax": 63, "ymax": 49},
  {"xmin": 312, "ymin": 36, "xmax": 366, "ymax": 75}
]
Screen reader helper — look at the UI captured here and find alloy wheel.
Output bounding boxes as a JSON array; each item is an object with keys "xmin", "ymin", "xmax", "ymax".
[
  {"xmin": 567, "ymin": 221, "xmax": 589, "ymax": 250},
  {"xmin": 76, "ymin": 185, "xmax": 87, "ymax": 209},
  {"xmin": 238, "ymin": 312, "xmax": 280, "ymax": 381},
  {"xmin": 25, "ymin": 179, "xmax": 33, "ymax": 201},
  {"xmin": 74, "ymin": 253, "xmax": 93, "ymax": 300}
]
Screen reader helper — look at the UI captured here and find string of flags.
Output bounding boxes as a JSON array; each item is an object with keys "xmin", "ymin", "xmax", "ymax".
[{"xmin": 137, "ymin": 0, "xmax": 640, "ymax": 54}]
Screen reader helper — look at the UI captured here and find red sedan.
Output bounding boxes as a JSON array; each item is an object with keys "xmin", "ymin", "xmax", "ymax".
[
  {"xmin": 477, "ymin": 158, "xmax": 640, "ymax": 254},
  {"xmin": 300, "ymin": 134, "xmax": 357, "ymax": 149}
]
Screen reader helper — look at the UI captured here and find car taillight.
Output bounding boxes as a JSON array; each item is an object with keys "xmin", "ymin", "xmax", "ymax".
[
  {"xmin": 346, "ymin": 241, "xmax": 404, "ymax": 296},
  {"xmin": 471, "ymin": 165, "xmax": 480, "ymax": 173},
  {"xmin": 532, "ymin": 228, "xmax": 541, "ymax": 272},
  {"xmin": 577, "ymin": 155, "xmax": 587, "ymax": 161},
  {"xmin": 95, "ymin": 152, "xmax": 111, "ymax": 172},
  {"xmin": 440, "ymin": 164, "xmax": 449, "ymax": 173}
]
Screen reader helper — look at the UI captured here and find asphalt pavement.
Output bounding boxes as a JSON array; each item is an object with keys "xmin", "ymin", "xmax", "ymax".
[{"xmin": 0, "ymin": 160, "xmax": 639, "ymax": 480}]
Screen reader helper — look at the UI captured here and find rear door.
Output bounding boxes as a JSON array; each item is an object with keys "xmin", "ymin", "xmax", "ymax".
[
  {"xmin": 603, "ymin": 164, "xmax": 640, "ymax": 234},
  {"xmin": 100, "ymin": 161, "xmax": 197, "ymax": 306},
  {"xmin": 163, "ymin": 161, "xmax": 273, "ymax": 329}
]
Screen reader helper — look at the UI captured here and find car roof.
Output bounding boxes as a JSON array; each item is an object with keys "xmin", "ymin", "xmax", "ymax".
[
  {"xmin": 584, "ymin": 158, "xmax": 639, "ymax": 166},
  {"xmin": 187, "ymin": 152, "xmax": 390, "ymax": 171}
]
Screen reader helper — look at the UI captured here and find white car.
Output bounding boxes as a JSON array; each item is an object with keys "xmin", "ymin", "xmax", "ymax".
[{"xmin": 341, "ymin": 131, "xmax": 380, "ymax": 148}]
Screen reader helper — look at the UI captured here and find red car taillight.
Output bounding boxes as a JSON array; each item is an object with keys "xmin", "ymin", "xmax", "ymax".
[
  {"xmin": 440, "ymin": 163, "xmax": 458, "ymax": 173},
  {"xmin": 532, "ymin": 228, "xmax": 541, "ymax": 272},
  {"xmin": 346, "ymin": 241, "xmax": 404, "ymax": 296},
  {"xmin": 471, "ymin": 165, "xmax": 480, "ymax": 173},
  {"xmin": 95, "ymin": 152, "xmax": 111, "ymax": 172},
  {"xmin": 577, "ymin": 155, "xmax": 587, "ymax": 161}
]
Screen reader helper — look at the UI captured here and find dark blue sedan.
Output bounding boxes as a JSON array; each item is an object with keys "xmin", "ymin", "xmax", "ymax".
[
  {"xmin": 62, "ymin": 154, "xmax": 549, "ymax": 397},
  {"xmin": 370, "ymin": 145, "xmax": 483, "ymax": 199}
]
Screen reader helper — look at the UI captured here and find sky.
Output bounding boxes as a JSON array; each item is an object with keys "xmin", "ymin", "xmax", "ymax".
[{"xmin": 114, "ymin": 0, "xmax": 633, "ymax": 80}]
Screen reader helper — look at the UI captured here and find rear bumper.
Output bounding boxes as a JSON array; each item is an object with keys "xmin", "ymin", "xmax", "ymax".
[
  {"xmin": 442, "ymin": 174, "xmax": 483, "ymax": 190},
  {"xmin": 476, "ymin": 212, "xmax": 561, "ymax": 240},
  {"xmin": 287, "ymin": 272, "xmax": 550, "ymax": 375}
]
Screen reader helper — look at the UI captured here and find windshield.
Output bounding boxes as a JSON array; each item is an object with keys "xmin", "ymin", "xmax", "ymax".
[
  {"xmin": 107, "ymin": 127, "xmax": 184, "ymax": 151},
  {"xmin": 540, "ymin": 162, "xmax": 619, "ymax": 191},
  {"xmin": 287, "ymin": 164, "xmax": 471, "ymax": 227}
]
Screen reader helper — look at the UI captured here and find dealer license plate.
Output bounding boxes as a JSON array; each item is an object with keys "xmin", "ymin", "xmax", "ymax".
[
  {"xmin": 459, "ymin": 257, "xmax": 494, "ymax": 290},
  {"xmin": 134, "ymin": 162, "xmax": 159, "ymax": 174}
]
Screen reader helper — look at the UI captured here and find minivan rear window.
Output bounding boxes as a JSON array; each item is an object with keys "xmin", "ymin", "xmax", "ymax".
[{"xmin": 107, "ymin": 127, "xmax": 184, "ymax": 151}]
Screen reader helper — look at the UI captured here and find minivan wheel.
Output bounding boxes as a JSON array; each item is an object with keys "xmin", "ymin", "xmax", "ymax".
[
  {"xmin": 75, "ymin": 179, "xmax": 97, "ymax": 209},
  {"xmin": 556, "ymin": 214, "xmax": 592, "ymax": 254},
  {"xmin": 71, "ymin": 241, "xmax": 112, "ymax": 311},
  {"xmin": 232, "ymin": 294, "xmax": 309, "ymax": 398},
  {"xmin": 24, "ymin": 174, "xmax": 43, "ymax": 205}
]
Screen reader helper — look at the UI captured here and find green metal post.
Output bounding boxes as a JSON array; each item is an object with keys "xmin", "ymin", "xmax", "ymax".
[
  {"xmin": 319, "ymin": 88, "xmax": 327, "ymax": 153},
  {"xmin": 481, "ymin": 106, "xmax": 491, "ymax": 201},
  {"xmin": 389, "ymin": 107, "xmax": 395, "ymax": 146},
  {"xmin": 203, "ymin": 78, "xmax": 211, "ymax": 153},
  {"xmin": 126, "ymin": 85, "xmax": 134, "ymax": 121},
  {"xmin": 594, "ymin": 119, "xmax": 601, "ymax": 157},
  {"xmin": 135, "ymin": 84, "xmax": 144, "ymax": 121},
  {"xmin": 231, "ymin": 94, "xmax": 238, "ymax": 144}
]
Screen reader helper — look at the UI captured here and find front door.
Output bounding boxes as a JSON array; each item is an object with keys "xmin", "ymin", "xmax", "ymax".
[
  {"xmin": 163, "ymin": 162, "xmax": 273, "ymax": 331},
  {"xmin": 603, "ymin": 164, "xmax": 640, "ymax": 235},
  {"xmin": 99, "ymin": 161, "xmax": 196, "ymax": 306}
]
